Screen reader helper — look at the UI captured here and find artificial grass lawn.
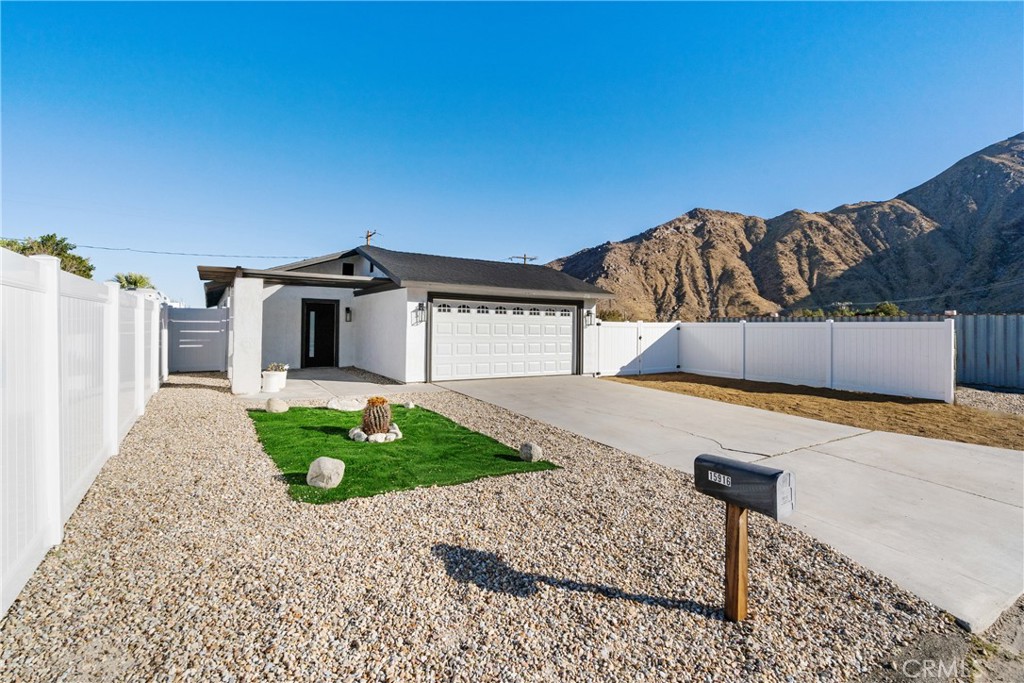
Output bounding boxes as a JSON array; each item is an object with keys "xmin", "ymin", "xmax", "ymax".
[{"xmin": 249, "ymin": 406, "xmax": 558, "ymax": 503}]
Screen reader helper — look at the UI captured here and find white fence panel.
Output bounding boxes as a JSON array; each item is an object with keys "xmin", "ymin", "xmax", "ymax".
[
  {"xmin": 1, "ymin": 252, "xmax": 52, "ymax": 616},
  {"xmin": 144, "ymin": 299, "xmax": 156, "ymax": 399},
  {"xmin": 638, "ymin": 323, "xmax": 679, "ymax": 374},
  {"xmin": 58, "ymin": 272, "xmax": 109, "ymax": 519},
  {"xmin": 744, "ymin": 323, "xmax": 832, "ymax": 388},
  {"xmin": 117, "ymin": 292, "xmax": 138, "ymax": 441},
  {"xmin": 833, "ymin": 321, "xmax": 954, "ymax": 402},
  {"xmin": 2, "ymin": 247, "xmax": 165, "ymax": 617},
  {"xmin": 167, "ymin": 308, "xmax": 229, "ymax": 372},
  {"xmin": 678, "ymin": 323, "xmax": 744, "ymax": 378},
  {"xmin": 598, "ymin": 322, "xmax": 641, "ymax": 375}
]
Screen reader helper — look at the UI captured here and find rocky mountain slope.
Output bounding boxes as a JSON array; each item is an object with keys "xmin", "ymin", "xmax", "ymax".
[{"xmin": 550, "ymin": 133, "xmax": 1024, "ymax": 320}]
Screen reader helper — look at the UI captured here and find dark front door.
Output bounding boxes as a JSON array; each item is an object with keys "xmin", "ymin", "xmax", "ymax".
[{"xmin": 301, "ymin": 300, "xmax": 338, "ymax": 368}]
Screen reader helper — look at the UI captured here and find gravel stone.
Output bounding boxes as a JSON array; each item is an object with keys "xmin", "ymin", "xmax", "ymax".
[
  {"xmin": 0, "ymin": 373, "xmax": 954, "ymax": 682},
  {"xmin": 520, "ymin": 442, "xmax": 544, "ymax": 462},
  {"xmin": 266, "ymin": 397, "xmax": 289, "ymax": 413},
  {"xmin": 306, "ymin": 457, "xmax": 345, "ymax": 489}
]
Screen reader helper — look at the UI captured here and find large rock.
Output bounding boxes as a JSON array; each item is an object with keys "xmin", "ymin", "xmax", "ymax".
[
  {"xmin": 348, "ymin": 427, "xmax": 367, "ymax": 441},
  {"xmin": 367, "ymin": 433, "xmax": 388, "ymax": 443},
  {"xmin": 403, "ymin": 401, "xmax": 416, "ymax": 409},
  {"xmin": 266, "ymin": 398, "xmax": 289, "ymax": 414},
  {"xmin": 520, "ymin": 442, "xmax": 544, "ymax": 462},
  {"xmin": 328, "ymin": 397, "xmax": 366, "ymax": 411},
  {"xmin": 306, "ymin": 457, "xmax": 345, "ymax": 489},
  {"xmin": 388, "ymin": 423, "xmax": 403, "ymax": 439}
]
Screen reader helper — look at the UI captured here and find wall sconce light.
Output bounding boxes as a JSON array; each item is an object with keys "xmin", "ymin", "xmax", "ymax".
[
  {"xmin": 584, "ymin": 310, "xmax": 595, "ymax": 327},
  {"xmin": 411, "ymin": 302, "xmax": 426, "ymax": 325},
  {"xmin": 345, "ymin": 307, "xmax": 352, "ymax": 323}
]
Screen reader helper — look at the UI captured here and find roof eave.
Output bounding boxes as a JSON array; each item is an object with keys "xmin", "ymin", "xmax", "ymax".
[
  {"xmin": 197, "ymin": 265, "xmax": 393, "ymax": 289},
  {"xmin": 401, "ymin": 281, "xmax": 616, "ymax": 300}
]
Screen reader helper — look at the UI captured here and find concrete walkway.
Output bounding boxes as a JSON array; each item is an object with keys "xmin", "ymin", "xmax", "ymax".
[
  {"xmin": 238, "ymin": 367, "xmax": 445, "ymax": 402},
  {"xmin": 443, "ymin": 375, "xmax": 1024, "ymax": 632}
]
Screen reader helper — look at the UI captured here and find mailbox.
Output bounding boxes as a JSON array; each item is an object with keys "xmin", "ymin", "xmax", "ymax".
[
  {"xmin": 694, "ymin": 454, "xmax": 795, "ymax": 521},
  {"xmin": 694, "ymin": 454, "xmax": 796, "ymax": 622}
]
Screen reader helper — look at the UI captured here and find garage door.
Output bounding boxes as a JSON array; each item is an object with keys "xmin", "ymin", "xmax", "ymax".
[{"xmin": 431, "ymin": 299, "xmax": 576, "ymax": 380}]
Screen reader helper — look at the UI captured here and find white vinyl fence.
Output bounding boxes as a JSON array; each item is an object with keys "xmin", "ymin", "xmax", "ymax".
[
  {"xmin": 2, "ymin": 248, "xmax": 166, "ymax": 615},
  {"xmin": 596, "ymin": 319, "xmax": 955, "ymax": 403}
]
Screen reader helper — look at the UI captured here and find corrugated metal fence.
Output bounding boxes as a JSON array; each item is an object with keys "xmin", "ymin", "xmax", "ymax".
[
  {"xmin": 2, "ymin": 248, "xmax": 167, "ymax": 616},
  {"xmin": 711, "ymin": 314, "xmax": 1023, "ymax": 389}
]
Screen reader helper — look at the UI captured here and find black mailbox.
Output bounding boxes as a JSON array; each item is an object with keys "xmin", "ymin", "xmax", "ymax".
[{"xmin": 694, "ymin": 454, "xmax": 795, "ymax": 521}]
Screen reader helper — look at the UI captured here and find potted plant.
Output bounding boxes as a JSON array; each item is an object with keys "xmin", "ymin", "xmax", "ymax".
[{"xmin": 262, "ymin": 363, "xmax": 289, "ymax": 392}]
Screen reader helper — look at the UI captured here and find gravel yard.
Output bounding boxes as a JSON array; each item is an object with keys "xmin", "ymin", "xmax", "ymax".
[
  {"xmin": 0, "ymin": 374, "xmax": 955, "ymax": 682},
  {"xmin": 955, "ymin": 385, "xmax": 1024, "ymax": 417}
]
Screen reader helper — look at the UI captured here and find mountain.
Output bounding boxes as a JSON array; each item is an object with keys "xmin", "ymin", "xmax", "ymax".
[{"xmin": 550, "ymin": 133, "xmax": 1024, "ymax": 320}]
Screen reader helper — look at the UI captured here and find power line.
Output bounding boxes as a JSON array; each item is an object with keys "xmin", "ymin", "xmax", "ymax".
[{"xmin": 2, "ymin": 237, "xmax": 311, "ymax": 260}]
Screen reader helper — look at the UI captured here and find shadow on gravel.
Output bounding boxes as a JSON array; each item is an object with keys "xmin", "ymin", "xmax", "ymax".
[
  {"xmin": 162, "ymin": 382, "xmax": 232, "ymax": 394},
  {"xmin": 432, "ymin": 544, "xmax": 722, "ymax": 619}
]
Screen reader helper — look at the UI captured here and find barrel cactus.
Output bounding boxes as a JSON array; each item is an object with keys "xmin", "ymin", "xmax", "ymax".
[{"xmin": 361, "ymin": 396, "xmax": 392, "ymax": 435}]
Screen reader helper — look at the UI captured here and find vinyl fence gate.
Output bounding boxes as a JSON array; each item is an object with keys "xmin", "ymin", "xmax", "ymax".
[{"xmin": 167, "ymin": 308, "xmax": 228, "ymax": 372}]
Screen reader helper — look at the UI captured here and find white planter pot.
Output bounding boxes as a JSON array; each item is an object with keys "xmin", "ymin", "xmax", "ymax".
[{"xmin": 262, "ymin": 371, "xmax": 288, "ymax": 393}]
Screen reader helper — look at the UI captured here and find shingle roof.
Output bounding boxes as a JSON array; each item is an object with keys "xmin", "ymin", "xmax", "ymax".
[{"xmin": 357, "ymin": 246, "xmax": 610, "ymax": 296}]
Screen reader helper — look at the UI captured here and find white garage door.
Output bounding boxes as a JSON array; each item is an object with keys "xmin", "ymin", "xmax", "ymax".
[{"xmin": 431, "ymin": 299, "xmax": 576, "ymax": 380}]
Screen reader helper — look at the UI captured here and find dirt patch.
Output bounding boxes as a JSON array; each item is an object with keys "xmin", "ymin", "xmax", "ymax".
[{"xmin": 607, "ymin": 373, "xmax": 1024, "ymax": 451}]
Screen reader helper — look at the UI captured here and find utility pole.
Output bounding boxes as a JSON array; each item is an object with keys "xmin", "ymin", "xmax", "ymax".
[
  {"xmin": 507, "ymin": 253, "xmax": 537, "ymax": 265},
  {"xmin": 364, "ymin": 230, "xmax": 378, "ymax": 246}
]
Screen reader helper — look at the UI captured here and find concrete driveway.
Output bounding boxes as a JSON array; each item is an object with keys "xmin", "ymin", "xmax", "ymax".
[{"xmin": 443, "ymin": 375, "xmax": 1024, "ymax": 632}]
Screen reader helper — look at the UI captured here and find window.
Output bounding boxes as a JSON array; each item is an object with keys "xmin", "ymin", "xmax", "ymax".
[
  {"xmin": 544, "ymin": 309, "xmax": 556, "ymax": 316},
  {"xmin": 476, "ymin": 305, "xmax": 489, "ymax": 314},
  {"xmin": 369, "ymin": 263, "xmax": 374, "ymax": 272},
  {"xmin": 512, "ymin": 307, "xmax": 524, "ymax": 315},
  {"xmin": 342, "ymin": 262, "xmax": 354, "ymax": 276},
  {"xmin": 495, "ymin": 306, "xmax": 507, "ymax": 315},
  {"xmin": 457, "ymin": 304, "xmax": 471, "ymax": 314},
  {"xmin": 560, "ymin": 309, "xmax": 572, "ymax": 317},
  {"xmin": 437, "ymin": 304, "xmax": 451, "ymax": 313},
  {"xmin": 528, "ymin": 308, "xmax": 540, "ymax": 316}
]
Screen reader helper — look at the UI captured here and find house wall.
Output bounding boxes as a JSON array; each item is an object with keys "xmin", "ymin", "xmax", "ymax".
[
  {"xmin": 352, "ymin": 287, "xmax": 410, "ymax": 382},
  {"xmin": 293, "ymin": 254, "xmax": 376, "ymax": 277},
  {"xmin": 581, "ymin": 299, "xmax": 600, "ymax": 374},
  {"xmin": 261, "ymin": 285, "xmax": 356, "ymax": 369},
  {"xmin": 405, "ymin": 288, "xmax": 429, "ymax": 383}
]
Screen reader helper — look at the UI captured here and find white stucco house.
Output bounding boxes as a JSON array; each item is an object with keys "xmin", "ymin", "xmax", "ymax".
[{"xmin": 199, "ymin": 246, "xmax": 614, "ymax": 394}]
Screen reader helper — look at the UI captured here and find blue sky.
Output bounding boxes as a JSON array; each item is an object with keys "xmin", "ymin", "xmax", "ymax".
[{"xmin": 3, "ymin": 2, "xmax": 1022, "ymax": 306}]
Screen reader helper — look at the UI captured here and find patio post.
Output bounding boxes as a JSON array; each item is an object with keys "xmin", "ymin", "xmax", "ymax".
[{"xmin": 230, "ymin": 276, "xmax": 264, "ymax": 394}]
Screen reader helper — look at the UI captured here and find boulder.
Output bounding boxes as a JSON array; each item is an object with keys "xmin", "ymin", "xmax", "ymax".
[
  {"xmin": 367, "ymin": 433, "xmax": 388, "ymax": 443},
  {"xmin": 266, "ymin": 398, "xmax": 289, "ymax": 414},
  {"xmin": 306, "ymin": 457, "xmax": 345, "ymax": 489},
  {"xmin": 519, "ymin": 442, "xmax": 544, "ymax": 462},
  {"xmin": 388, "ymin": 423, "xmax": 403, "ymax": 439},
  {"xmin": 403, "ymin": 401, "xmax": 416, "ymax": 409},
  {"xmin": 328, "ymin": 397, "xmax": 366, "ymax": 411},
  {"xmin": 351, "ymin": 430, "xmax": 367, "ymax": 443},
  {"xmin": 384, "ymin": 433, "xmax": 397, "ymax": 442}
]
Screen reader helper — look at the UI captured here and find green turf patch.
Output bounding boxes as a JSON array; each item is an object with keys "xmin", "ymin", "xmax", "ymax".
[{"xmin": 249, "ymin": 406, "xmax": 558, "ymax": 503}]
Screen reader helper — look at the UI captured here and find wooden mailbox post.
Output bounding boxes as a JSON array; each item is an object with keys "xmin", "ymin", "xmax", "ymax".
[{"xmin": 694, "ymin": 454, "xmax": 795, "ymax": 622}]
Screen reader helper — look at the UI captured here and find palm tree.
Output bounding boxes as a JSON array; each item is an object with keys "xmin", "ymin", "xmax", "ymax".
[{"xmin": 114, "ymin": 272, "xmax": 154, "ymax": 289}]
